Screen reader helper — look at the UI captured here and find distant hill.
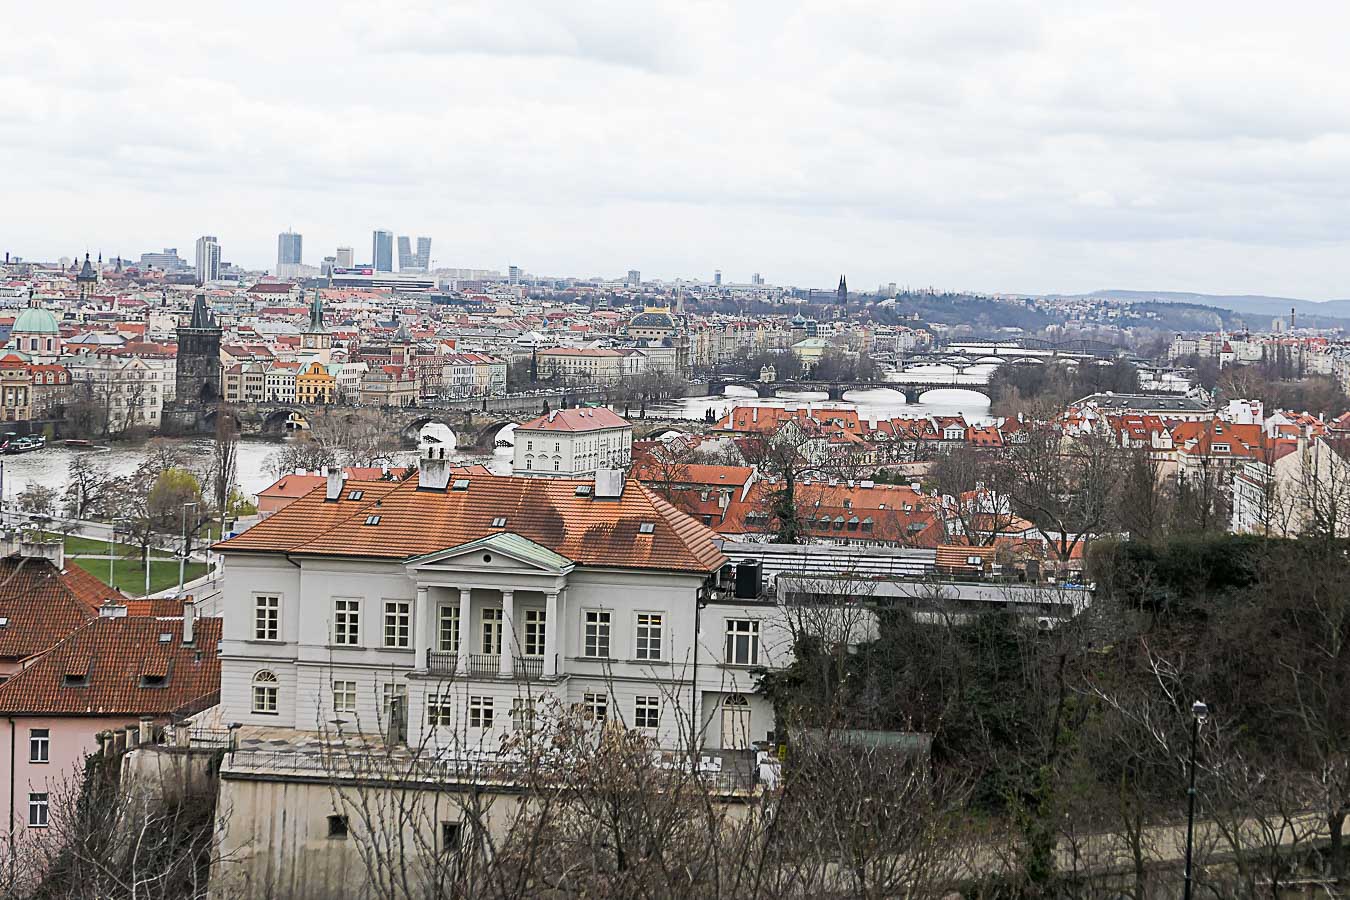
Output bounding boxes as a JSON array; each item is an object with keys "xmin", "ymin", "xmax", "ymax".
[{"xmin": 1066, "ymin": 290, "xmax": 1350, "ymax": 328}]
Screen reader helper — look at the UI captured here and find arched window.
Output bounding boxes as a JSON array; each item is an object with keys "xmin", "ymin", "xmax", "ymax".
[{"xmin": 252, "ymin": 670, "xmax": 279, "ymax": 715}]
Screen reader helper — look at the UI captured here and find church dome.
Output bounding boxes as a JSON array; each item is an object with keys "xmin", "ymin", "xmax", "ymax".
[{"xmin": 12, "ymin": 306, "xmax": 60, "ymax": 336}]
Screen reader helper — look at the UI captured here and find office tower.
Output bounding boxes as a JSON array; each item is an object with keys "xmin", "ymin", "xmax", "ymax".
[
  {"xmin": 626, "ymin": 269, "xmax": 641, "ymax": 287},
  {"xmin": 276, "ymin": 231, "xmax": 303, "ymax": 277},
  {"xmin": 508, "ymin": 265, "xmax": 521, "ymax": 285},
  {"xmin": 372, "ymin": 230, "xmax": 394, "ymax": 272},
  {"xmin": 335, "ymin": 246, "xmax": 354, "ymax": 268},
  {"xmin": 140, "ymin": 248, "xmax": 186, "ymax": 271},
  {"xmin": 397, "ymin": 235, "xmax": 433, "ymax": 272},
  {"xmin": 752, "ymin": 272, "xmax": 763, "ymax": 286},
  {"xmin": 321, "ymin": 256, "xmax": 336, "ymax": 277},
  {"xmin": 194, "ymin": 236, "xmax": 221, "ymax": 284},
  {"xmin": 714, "ymin": 270, "xmax": 722, "ymax": 286}
]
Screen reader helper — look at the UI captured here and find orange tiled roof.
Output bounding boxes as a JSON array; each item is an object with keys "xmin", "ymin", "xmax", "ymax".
[
  {"xmin": 0, "ymin": 616, "xmax": 221, "ymax": 716},
  {"xmin": 0, "ymin": 555, "xmax": 122, "ymax": 662},
  {"xmin": 516, "ymin": 408, "xmax": 631, "ymax": 433},
  {"xmin": 219, "ymin": 474, "xmax": 726, "ymax": 574}
]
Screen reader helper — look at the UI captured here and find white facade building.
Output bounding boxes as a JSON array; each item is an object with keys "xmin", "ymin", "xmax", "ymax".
[
  {"xmin": 214, "ymin": 461, "xmax": 778, "ymax": 753},
  {"xmin": 512, "ymin": 408, "xmax": 634, "ymax": 478}
]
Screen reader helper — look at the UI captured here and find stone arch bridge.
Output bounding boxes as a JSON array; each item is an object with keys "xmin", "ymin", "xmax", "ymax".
[{"xmin": 229, "ymin": 397, "xmax": 562, "ymax": 451}]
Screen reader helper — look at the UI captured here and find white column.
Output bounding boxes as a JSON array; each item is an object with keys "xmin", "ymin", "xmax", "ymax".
[
  {"xmin": 499, "ymin": 590, "xmax": 516, "ymax": 677},
  {"xmin": 414, "ymin": 586, "xmax": 431, "ymax": 670},
  {"xmin": 543, "ymin": 591, "xmax": 559, "ymax": 678},
  {"xmin": 556, "ymin": 588, "xmax": 567, "ymax": 676},
  {"xmin": 455, "ymin": 588, "xmax": 472, "ymax": 677}
]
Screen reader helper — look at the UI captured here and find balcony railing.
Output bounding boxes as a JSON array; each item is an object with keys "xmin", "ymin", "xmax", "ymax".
[
  {"xmin": 427, "ymin": 650, "xmax": 458, "ymax": 674},
  {"xmin": 425, "ymin": 650, "xmax": 547, "ymax": 679}
]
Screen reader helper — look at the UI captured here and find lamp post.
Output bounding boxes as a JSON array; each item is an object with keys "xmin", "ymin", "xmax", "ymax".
[
  {"xmin": 178, "ymin": 501, "xmax": 198, "ymax": 596},
  {"xmin": 1183, "ymin": 700, "xmax": 1209, "ymax": 900}
]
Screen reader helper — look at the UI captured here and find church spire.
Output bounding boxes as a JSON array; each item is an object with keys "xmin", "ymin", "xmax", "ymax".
[{"xmin": 837, "ymin": 274, "xmax": 848, "ymax": 304}]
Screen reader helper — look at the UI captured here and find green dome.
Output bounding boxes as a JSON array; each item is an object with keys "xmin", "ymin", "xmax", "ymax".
[{"xmin": 12, "ymin": 307, "xmax": 60, "ymax": 336}]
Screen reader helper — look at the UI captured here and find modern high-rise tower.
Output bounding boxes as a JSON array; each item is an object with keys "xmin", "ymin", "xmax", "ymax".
[
  {"xmin": 276, "ymin": 231, "xmax": 303, "ymax": 277},
  {"xmin": 397, "ymin": 236, "xmax": 432, "ymax": 271},
  {"xmin": 335, "ymin": 246, "xmax": 355, "ymax": 268},
  {"xmin": 372, "ymin": 230, "xmax": 394, "ymax": 272},
  {"xmin": 194, "ymin": 236, "xmax": 221, "ymax": 284}
]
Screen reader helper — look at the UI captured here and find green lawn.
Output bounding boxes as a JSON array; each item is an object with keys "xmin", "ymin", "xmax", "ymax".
[
  {"xmin": 38, "ymin": 531, "xmax": 176, "ymax": 559},
  {"xmin": 73, "ymin": 558, "xmax": 209, "ymax": 597}
]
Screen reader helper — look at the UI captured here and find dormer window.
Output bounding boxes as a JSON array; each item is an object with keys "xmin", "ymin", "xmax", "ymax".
[{"xmin": 62, "ymin": 674, "xmax": 89, "ymax": 688}]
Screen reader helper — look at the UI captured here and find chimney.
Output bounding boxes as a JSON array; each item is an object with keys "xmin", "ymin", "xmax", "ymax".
[
  {"xmin": 594, "ymin": 468, "xmax": 625, "ymax": 499},
  {"xmin": 17, "ymin": 537, "xmax": 63, "ymax": 569},
  {"xmin": 1299, "ymin": 424, "xmax": 1311, "ymax": 458},
  {"xmin": 418, "ymin": 444, "xmax": 452, "ymax": 491},
  {"xmin": 182, "ymin": 601, "xmax": 196, "ymax": 645},
  {"xmin": 325, "ymin": 467, "xmax": 344, "ymax": 501},
  {"xmin": 138, "ymin": 716, "xmax": 154, "ymax": 746}
]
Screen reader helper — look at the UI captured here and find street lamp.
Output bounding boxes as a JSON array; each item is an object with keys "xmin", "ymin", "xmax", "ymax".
[
  {"xmin": 1183, "ymin": 700, "xmax": 1209, "ymax": 900},
  {"xmin": 178, "ymin": 501, "xmax": 198, "ymax": 596}
]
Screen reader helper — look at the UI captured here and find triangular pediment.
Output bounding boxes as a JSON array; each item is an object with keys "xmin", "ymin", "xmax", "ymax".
[{"xmin": 405, "ymin": 532, "xmax": 574, "ymax": 575}]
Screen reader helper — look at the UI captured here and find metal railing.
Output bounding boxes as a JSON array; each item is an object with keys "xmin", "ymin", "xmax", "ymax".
[
  {"xmin": 425, "ymin": 650, "xmax": 546, "ymax": 678},
  {"xmin": 427, "ymin": 649, "xmax": 458, "ymax": 674}
]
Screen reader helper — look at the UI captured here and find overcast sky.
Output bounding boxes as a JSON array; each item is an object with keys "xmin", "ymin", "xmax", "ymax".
[{"xmin": 5, "ymin": 1, "xmax": 1350, "ymax": 298}]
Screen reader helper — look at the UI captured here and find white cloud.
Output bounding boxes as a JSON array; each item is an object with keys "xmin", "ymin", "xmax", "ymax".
[{"xmin": 3, "ymin": 0, "xmax": 1350, "ymax": 298}]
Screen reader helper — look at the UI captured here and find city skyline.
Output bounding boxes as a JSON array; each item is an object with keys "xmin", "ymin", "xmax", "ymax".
[{"xmin": 8, "ymin": 2, "xmax": 1350, "ymax": 299}]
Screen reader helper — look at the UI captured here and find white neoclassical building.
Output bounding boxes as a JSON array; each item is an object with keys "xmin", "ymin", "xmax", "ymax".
[
  {"xmin": 511, "ymin": 407, "xmax": 634, "ymax": 479},
  {"xmin": 214, "ymin": 454, "xmax": 778, "ymax": 754}
]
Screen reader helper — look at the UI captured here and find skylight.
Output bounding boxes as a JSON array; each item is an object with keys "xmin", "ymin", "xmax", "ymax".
[
  {"xmin": 638, "ymin": 522, "xmax": 655, "ymax": 534},
  {"xmin": 364, "ymin": 515, "xmax": 381, "ymax": 526},
  {"xmin": 348, "ymin": 490, "xmax": 364, "ymax": 501},
  {"xmin": 451, "ymin": 479, "xmax": 470, "ymax": 491},
  {"xmin": 491, "ymin": 517, "xmax": 507, "ymax": 527}
]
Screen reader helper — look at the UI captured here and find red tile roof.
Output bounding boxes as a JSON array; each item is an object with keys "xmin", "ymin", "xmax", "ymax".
[
  {"xmin": 516, "ymin": 408, "xmax": 631, "ymax": 433},
  {"xmin": 220, "ymin": 474, "xmax": 726, "ymax": 574},
  {"xmin": 0, "ymin": 616, "xmax": 221, "ymax": 716},
  {"xmin": 0, "ymin": 555, "xmax": 122, "ymax": 662}
]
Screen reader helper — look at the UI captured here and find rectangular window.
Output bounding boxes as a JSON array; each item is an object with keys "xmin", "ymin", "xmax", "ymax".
[
  {"xmin": 481, "ymin": 608, "xmax": 503, "ymax": 655},
  {"xmin": 584, "ymin": 610, "xmax": 611, "ymax": 658},
  {"xmin": 468, "ymin": 695, "xmax": 493, "ymax": 728},
  {"xmin": 254, "ymin": 594, "xmax": 279, "ymax": 641},
  {"xmin": 635, "ymin": 613, "xmax": 663, "ymax": 661},
  {"xmin": 724, "ymin": 620, "xmax": 760, "ymax": 666},
  {"xmin": 511, "ymin": 698, "xmax": 536, "ymax": 731},
  {"xmin": 252, "ymin": 683, "xmax": 278, "ymax": 715},
  {"xmin": 29, "ymin": 728, "xmax": 49, "ymax": 764},
  {"xmin": 427, "ymin": 693, "xmax": 454, "ymax": 726},
  {"xmin": 583, "ymin": 691, "xmax": 607, "ymax": 722},
  {"xmin": 441, "ymin": 821, "xmax": 463, "ymax": 855},
  {"xmin": 332, "ymin": 680, "xmax": 356, "ymax": 714},
  {"xmin": 28, "ymin": 793, "xmax": 48, "ymax": 828},
  {"xmin": 333, "ymin": 598, "xmax": 361, "ymax": 646},
  {"xmin": 327, "ymin": 814, "xmax": 349, "ymax": 839},
  {"xmin": 384, "ymin": 600, "xmax": 411, "ymax": 649},
  {"xmin": 438, "ymin": 606, "xmax": 460, "ymax": 653},
  {"xmin": 524, "ymin": 609, "xmax": 546, "ymax": 657},
  {"xmin": 634, "ymin": 696, "xmax": 660, "ymax": 730}
]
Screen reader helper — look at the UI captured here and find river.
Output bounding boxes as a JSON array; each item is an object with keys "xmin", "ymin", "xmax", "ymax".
[{"xmin": 0, "ymin": 371, "xmax": 990, "ymax": 501}]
